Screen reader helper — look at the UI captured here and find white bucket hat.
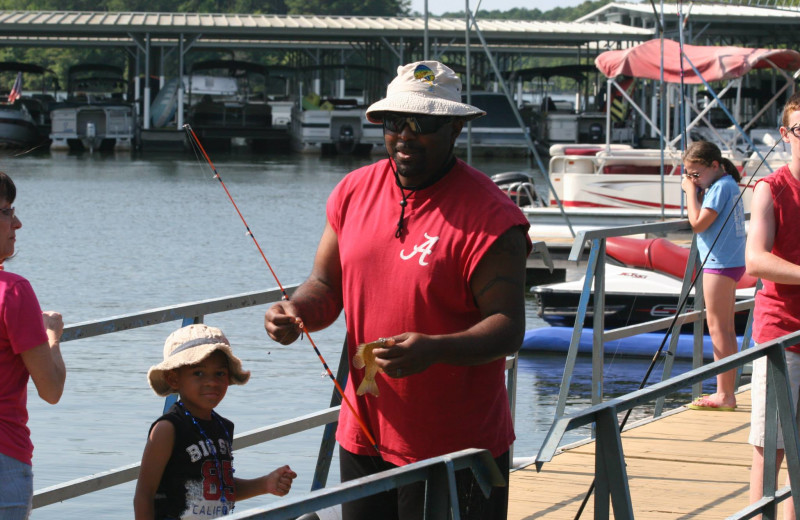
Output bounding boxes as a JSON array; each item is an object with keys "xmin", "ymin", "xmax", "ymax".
[
  {"xmin": 366, "ymin": 61, "xmax": 486, "ymax": 123},
  {"xmin": 147, "ymin": 323, "xmax": 250, "ymax": 397}
]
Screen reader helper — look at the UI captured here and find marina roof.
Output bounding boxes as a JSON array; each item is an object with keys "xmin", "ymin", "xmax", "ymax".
[
  {"xmin": 577, "ymin": 2, "xmax": 800, "ymax": 43},
  {"xmin": 578, "ymin": 1, "xmax": 800, "ymax": 23},
  {"xmin": 0, "ymin": 10, "xmax": 653, "ymax": 48}
]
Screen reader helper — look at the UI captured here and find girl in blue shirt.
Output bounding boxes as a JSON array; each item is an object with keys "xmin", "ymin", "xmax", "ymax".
[{"xmin": 681, "ymin": 140, "xmax": 746, "ymax": 411}]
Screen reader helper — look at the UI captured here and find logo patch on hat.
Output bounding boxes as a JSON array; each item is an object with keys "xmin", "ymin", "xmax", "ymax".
[{"xmin": 413, "ymin": 64, "xmax": 435, "ymax": 90}]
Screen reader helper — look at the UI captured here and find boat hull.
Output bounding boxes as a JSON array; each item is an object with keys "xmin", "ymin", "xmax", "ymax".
[
  {"xmin": 532, "ymin": 285, "xmax": 752, "ymax": 334},
  {"xmin": 522, "ymin": 326, "xmax": 740, "ymax": 361},
  {"xmin": 0, "ymin": 105, "xmax": 46, "ymax": 148}
]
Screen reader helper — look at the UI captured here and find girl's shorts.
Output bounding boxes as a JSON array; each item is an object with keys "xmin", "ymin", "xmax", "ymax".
[{"xmin": 704, "ymin": 266, "xmax": 746, "ymax": 282}]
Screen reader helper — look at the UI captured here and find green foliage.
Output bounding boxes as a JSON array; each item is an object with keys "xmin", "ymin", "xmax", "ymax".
[
  {"xmin": 438, "ymin": 0, "xmax": 615, "ymax": 20},
  {"xmin": 284, "ymin": 0, "xmax": 409, "ymax": 16}
]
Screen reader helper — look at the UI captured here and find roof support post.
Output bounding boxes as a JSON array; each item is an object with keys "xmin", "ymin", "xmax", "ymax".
[
  {"xmin": 177, "ymin": 33, "xmax": 185, "ymax": 129},
  {"xmin": 134, "ymin": 44, "xmax": 141, "ymax": 122},
  {"xmin": 423, "ymin": 0, "xmax": 429, "ymax": 61},
  {"xmin": 143, "ymin": 32, "xmax": 151, "ymax": 130},
  {"xmin": 464, "ymin": 0, "xmax": 472, "ymax": 165}
]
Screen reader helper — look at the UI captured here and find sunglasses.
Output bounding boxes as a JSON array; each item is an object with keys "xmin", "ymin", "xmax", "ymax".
[
  {"xmin": 382, "ymin": 113, "xmax": 455, "ymax": 135},
  {"xmin": 684, "ymin": 172, "xmax": 701, "ymax": 179}
]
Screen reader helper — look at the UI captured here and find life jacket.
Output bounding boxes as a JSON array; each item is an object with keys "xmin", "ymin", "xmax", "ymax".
[{"xmin": 609, "ymin": 77, "xmax": 635, "ymax": 123}]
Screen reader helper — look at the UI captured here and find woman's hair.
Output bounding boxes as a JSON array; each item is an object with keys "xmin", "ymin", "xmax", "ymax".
[
  {"xmin": 683, "ymin": 140, "xmax": 741, "ymax": 182},
  {"xmin": 0, "ymin": 171, "xmax": 16, "ymax": 204}
]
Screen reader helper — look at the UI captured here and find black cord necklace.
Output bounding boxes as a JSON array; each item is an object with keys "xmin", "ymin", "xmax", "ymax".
[
  {"xmin": 390, "ymin": 154, "xmax": 455, "ymax": 238},
  {"xmin": 176, "ymin": 400, "xmax": 235, "ymax": 515}
]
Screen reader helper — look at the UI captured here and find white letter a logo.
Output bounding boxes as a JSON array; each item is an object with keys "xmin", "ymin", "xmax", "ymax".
[{"xmin": 400, "ymin": 233, "xmax": 439, "ymax": 266}]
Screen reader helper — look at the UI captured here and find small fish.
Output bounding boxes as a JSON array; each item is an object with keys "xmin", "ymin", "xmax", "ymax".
[{"xmin": 353, "ymin": 337, "xmax": 394, "ymax": 397}]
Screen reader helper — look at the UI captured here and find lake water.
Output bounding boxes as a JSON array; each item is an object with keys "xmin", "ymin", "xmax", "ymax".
[{"xmin": 6, "ymin": 148, "xmax": 705, "ymax": 518}]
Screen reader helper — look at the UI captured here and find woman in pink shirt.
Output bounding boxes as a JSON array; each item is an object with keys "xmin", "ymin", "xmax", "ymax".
[{"xmin": 0, "ymin": 171, "xmax": 66, "ymax": 520}]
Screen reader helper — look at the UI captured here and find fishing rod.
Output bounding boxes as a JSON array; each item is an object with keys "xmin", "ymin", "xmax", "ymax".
[
  {"xmin": 182, "ymin": 124, "xmax": 380, "ymax": 454},
  {"xmin": 571, "ymin": 132, "xmax": 783, "ymax": 520}
]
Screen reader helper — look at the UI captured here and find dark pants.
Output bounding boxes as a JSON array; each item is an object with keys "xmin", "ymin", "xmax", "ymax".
[{"xmin": 339, "ymin": 446, "xmax": 509, "ymax": 520}]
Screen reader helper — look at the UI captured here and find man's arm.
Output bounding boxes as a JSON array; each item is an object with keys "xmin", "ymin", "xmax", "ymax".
[
  {"xmin": 264, "ymin": 220, "xmax": 343, "ymax": 344},
  {"xmin": 746, "ymin": 181, "xmax": 800, "ymax": 284},
  {"xmin": 374, "ymin": 226, "xmax": 529, "ymax": 376}
]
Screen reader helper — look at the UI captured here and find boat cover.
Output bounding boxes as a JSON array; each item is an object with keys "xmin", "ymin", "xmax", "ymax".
[
  {"xmin": 595, "ymin": 39, "xmax": 800, "ymax": 83},
  {"xmin": 606, "ymin": 236, "xmax": 757, "ymax": 289}
]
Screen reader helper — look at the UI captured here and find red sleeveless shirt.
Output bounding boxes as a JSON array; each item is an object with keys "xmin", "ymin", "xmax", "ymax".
[{"xmin": 753, "ymin": 165, "xmax": 800, "ymax": 352}]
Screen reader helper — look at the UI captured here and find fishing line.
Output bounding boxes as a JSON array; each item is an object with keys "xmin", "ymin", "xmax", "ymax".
[
  {"xmin": 571, "ymin": 122, "xmax": 784, "ymax": 520},
  {"xmin": 182, "ymin": 124, "xmax": 380, "ymax": 454}
]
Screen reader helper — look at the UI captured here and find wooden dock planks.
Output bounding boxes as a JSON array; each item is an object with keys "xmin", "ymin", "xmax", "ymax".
[{"xmin": 507, "ymin": 390, "xmax": 791, "ymax": 519}]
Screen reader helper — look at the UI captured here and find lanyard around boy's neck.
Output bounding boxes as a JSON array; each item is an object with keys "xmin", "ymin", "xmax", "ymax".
[{"xmin": 176, "ymin": 401, "xmax": 234, "ymax": 514}]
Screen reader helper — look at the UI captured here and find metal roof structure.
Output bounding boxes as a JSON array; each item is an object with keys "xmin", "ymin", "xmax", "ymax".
[
  {"xmin": 0, "ymin": 11, "xmax": 657, "ymax": 133},
  {"xmin": 577, "ymin": 2, "xmax": 800, "ymax": 45},
  {"xmin": 0, "ymin": 10, "xmax": 653, "ymax": 51}
]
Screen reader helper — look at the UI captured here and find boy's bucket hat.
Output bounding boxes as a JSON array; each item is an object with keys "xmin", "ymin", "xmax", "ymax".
[{"xmin": 148, "ymin": 323, "xmax": 250, "ymax": 396}]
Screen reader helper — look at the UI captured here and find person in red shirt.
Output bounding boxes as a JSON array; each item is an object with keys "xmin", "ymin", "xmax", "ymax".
[
  {"xmin": 0, "ymin": 171, "xmax": 65, "ymax": 520},
  {"xmin": 746, "ymin": 91, "xmax": 800, "ymax": 518},
  {"xmin": 264, "ymin": 61, "xmax": 531, "ymax": 520}
]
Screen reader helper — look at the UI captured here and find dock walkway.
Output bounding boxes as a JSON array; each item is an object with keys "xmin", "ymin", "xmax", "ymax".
[{"xmin": 509, "ymin": 390, "xmax": 768, "ymax": 519}]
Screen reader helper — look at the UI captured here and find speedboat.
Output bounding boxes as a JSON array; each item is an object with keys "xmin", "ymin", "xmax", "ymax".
[
  {"xmin": 49, "ymin": 63, "xmax": 135, "ymax": 152},
  {"xmin": 0, "ymin": 62, "xmax": 58, "ymax": 149},
  {"xmin": 530, "ymin": 236, "xmax": 757, "ymax": 334}
]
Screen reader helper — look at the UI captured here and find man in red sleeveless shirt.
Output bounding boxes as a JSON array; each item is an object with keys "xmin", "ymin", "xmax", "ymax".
[
  {"xmin": 746, "ymin": 91, "xmax": 800, "ymax": 518},
  {"xmin": 264, "ymin": 61, "xmax": 531, "ymax": 519}
]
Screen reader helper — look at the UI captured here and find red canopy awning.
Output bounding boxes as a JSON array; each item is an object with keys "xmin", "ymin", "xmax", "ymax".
[{"xmin": 595, "ymin": 39, "xmax": 800, "ymax": 84}]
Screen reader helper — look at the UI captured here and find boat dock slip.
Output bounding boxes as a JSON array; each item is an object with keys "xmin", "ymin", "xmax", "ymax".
[{"xmin": 509, "ymin": 390, "xmax": 757, "ymax": 519}]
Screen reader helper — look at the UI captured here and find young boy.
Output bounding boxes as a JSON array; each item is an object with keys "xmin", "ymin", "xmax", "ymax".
[
  {"xmin": 746, "ymin": 91, "xmax": 800, "ymax": 519},
  {"xmin": 134, "ymin": 324, "xmax": 296, "ymax": 520}
]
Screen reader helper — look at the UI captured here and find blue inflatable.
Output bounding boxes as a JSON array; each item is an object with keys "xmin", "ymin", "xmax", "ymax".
[{"xmin": 522, "ymin": 327, "xmax": 746, "ymax": 361}]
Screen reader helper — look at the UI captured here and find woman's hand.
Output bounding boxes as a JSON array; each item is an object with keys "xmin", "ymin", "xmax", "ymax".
[{"xmin": 42, "ymin": 311, "xmax": 63, "ymax": 346}]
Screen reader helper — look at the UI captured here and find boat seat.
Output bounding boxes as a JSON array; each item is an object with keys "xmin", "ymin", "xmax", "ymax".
[
  {"xmin": 323, "ymin": 98, "xmax": 359, "ymax": 109},
  {"xmin": 602, "ymin": 164, "xmax": 677, "ymax": 175},
  {"xmin": 563, "ymin": 147, "xmax": 601, "ymax": 156}
]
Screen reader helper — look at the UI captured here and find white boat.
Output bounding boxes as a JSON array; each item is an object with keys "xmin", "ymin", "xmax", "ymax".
[
  {"xmin": 49, "ymin": 64, "xmax": 135, "ymax": 152},
  {"xmin": 263, "ymin": 64, "xmax": 295, "ymax": 131},
  {"xmin": 512, "ymin": 64, "xmax": 607, "ymax": 150},
  {"xmin": 506, "ymin": 40, "xmax": 800, "ymax": 246},
  {"xmin": 0, "ymin": 62, "xmax": 57, "ymax": 149},
  {"xmin": 290, "ymin": 64, "xmax": 387, "ymax": 155},
  {"xmin": 538, "ymin": 40, "xmax": 800, "ymax": 219}
]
